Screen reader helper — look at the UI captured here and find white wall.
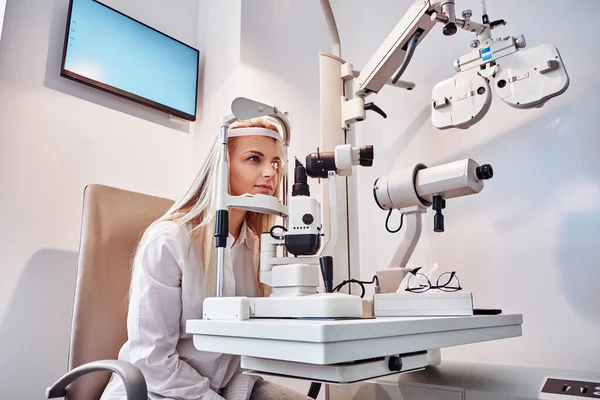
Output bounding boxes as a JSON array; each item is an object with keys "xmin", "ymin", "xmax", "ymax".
[
  {"xmin": 0, "ymin": 0, "xmax": 197, "ymax": 398},
  {"xmin": 333, "ymin": 0, "xmax": 599, "ymax": 372},
  {"xmin": 193, "ymin": 0, "xmax": 241, "ymax": 168}
]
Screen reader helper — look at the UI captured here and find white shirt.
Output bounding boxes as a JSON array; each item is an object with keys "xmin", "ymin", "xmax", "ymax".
[{"xmin": 100, "ymin": 219, "xmax": 260, "ymax": 400}]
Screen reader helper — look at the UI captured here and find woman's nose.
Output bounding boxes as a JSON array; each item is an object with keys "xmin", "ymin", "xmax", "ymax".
[{"xmin": 262, "ymin": 164, "xmax": 274, "ymax": 178}]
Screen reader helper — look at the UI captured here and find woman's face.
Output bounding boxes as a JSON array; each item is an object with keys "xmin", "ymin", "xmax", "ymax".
[{"xmin": 229, "ymin": 135, "xmax": 282, "ymax": 197}]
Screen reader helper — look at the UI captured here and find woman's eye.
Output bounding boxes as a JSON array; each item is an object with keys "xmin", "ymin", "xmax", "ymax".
[
  {"xmin": 271, "ymin": 161, "xmax": 281, "ymax": 170},
  {"xmin": 248, "ymin": 155, "xmax": 260, "ymax": 163}
]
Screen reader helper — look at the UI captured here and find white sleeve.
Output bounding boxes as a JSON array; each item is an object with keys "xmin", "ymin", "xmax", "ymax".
[{"xmin": 126, "ymin": 231, "xmax": 224, "ymax": 400}]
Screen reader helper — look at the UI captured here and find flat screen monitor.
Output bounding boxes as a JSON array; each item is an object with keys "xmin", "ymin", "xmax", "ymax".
[{"xmin": 61, "ymin": 0, "xmax": 199, "ymax": 121}]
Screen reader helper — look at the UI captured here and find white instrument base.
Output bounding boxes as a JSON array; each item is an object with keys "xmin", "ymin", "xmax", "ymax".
[
  {"xmin": 252, "ymin": 293, "xmax": 363, "ymax": 319},
  {"xmin": 203, "ymin": 293, "xmax": 364, "ymax": 320}
]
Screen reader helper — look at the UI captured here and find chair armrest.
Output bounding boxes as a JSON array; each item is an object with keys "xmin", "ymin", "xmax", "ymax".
[{"xmin": 46, "ymin": 359, "xmax": 147, "ymax": 400}]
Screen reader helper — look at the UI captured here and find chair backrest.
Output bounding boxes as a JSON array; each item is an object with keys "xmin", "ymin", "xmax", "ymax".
[{"xmin": 66, "ymin": 184, "xmax": 174, "ymax": 400}]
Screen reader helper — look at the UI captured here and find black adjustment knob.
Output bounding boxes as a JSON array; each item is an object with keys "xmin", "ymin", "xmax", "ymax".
[
  {"xmin": 305, "ymin": 149, "xmax": 336, "ymax": 179},
  {"xmin": 490, "ymin": 19, "xmax": 506, "ymax": 29},
  {"xmin": 359, "ymin": 145, "xmax": 374, "ymax": 167},
  {"xmin": 359, "ymin": 145, "xmax": 374, "ymax": 160},
  {"xmin": 364, "ymin": 102, "xmax": 387, "ymax": 118},
  {"xmin": 434, "ymin": 213, "xmax": 444, "ymax": 232},
  {"xmin": 319, "ymin": 256, "xmax": 334, "ymax": 293},
  {"xmin": 432, "ymin": 194, "xmax": 446, "ymax": 233},
  {"xmin": 292, "ymin": 158, "xmax": 310, "ymax": 197},
  {"xmin": 388, "ymin": 356, "xmax": 403, "ymax": 371},
  {"xmin": 443, "ymin": 22, "xmax": 457, "ymax": 36},
  {"xmin": 302, "ymin": 213, "xmax": 314, "ymax": 225},
  {"xmin": 476, "ymin": 164, "xmax": 493, "ymax": 180}
]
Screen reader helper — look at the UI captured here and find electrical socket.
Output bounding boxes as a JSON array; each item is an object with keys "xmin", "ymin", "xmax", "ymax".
[{"xmin": 540, "ymin": 377, "xmax": 600, "ymax": 399}]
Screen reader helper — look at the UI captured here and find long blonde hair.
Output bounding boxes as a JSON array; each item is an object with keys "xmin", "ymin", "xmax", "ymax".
[{"xmin": 135, "ymin": 117, "xmax": 286, "ymax": 297}]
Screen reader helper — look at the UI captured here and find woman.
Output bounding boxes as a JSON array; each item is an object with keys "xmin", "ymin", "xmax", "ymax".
[{"xmin": 100, "ymin": 118, "xmax": 311, "ymax": 400}]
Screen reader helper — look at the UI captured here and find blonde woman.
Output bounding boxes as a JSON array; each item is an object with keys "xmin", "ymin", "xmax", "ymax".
[{"xmin": 101, "ymin": 118, "xmax": 311, "ymax": 400}]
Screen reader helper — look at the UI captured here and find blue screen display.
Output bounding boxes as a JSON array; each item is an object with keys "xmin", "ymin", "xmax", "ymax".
[{"xmin": 63, "ymin": 0, "xmax": 198, "ymax": 118}]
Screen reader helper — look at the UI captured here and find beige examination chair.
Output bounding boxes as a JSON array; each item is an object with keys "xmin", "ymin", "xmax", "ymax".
[{"xmin": 46, "ymin": 184, "xmax": 174, "ymax": 400}]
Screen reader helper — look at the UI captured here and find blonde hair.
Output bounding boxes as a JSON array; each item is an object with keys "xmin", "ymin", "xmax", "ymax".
[{"xmin": 134, "ymin": 117, "xmax": 285, "ymax": 298}]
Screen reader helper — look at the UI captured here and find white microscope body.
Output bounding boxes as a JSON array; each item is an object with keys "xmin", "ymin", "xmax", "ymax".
[
  {"xmin": 248, "ymin": 144, "xmax": 374, "ymax": 319},
  {"xmin": 261, "ymin": 144, "xmax": 375, "ymax": 289},
  {"xmin": 204, "ymin": 97, "xmax": 373, "ymax": 320},
  {"xmin": 371, "ymin": 158, "xmax": 493, "ymax": 309}
]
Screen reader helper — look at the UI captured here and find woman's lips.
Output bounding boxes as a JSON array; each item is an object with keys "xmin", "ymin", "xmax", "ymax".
[{"xmin": 254, "ymin": 185, "xmax": 273, "ymax": 195}]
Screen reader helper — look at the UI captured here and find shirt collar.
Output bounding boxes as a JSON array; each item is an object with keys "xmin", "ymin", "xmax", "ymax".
[{"xmin": 232, "ymin": 218, "xmax": 258, "ymax": 251}]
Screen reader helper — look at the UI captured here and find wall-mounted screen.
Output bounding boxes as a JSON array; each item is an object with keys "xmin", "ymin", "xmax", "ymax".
[{"xmin": 61, "ymin": 0, "xmax": 199, "ymax": 121}]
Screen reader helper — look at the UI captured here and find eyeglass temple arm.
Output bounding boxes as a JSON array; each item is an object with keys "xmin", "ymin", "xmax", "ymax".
[{"xmin": 442, "ymin": 271, "xmax": 462, "ymax": 289}]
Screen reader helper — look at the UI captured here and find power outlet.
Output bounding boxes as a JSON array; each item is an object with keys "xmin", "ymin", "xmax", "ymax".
[{"xmin": 540, "ymin": 377, "xmax": 600, "ymax": 399}]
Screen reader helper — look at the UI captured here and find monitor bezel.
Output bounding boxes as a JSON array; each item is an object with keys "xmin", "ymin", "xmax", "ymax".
[{"xmin": 60, "ymin": 0, "xmax": 200, "ymax": 121}]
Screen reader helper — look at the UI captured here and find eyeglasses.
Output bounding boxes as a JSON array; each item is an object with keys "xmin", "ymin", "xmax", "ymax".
[{"xmin": 405, "ymin": 267, "xmax": 462, "ymax": 293}]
